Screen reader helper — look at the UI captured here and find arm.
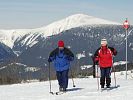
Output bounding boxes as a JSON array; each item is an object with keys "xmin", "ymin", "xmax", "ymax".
[
  {"xmin": 94, "ymin": 48, "xmax": 100, "ymax": 57},
  {"xmin": 93, "ymin": 47, "xmax": 101, "ymax": 64},
  {"xmin": 48, "ymin": 48, "xmax": 58, "ymax": 62},
  {"xmin": 64, "ymin": 48, "xmax": 74, "ymax": 61},
  {"xmin": 108, "ymin": 47, "xmax": 117, "ymax": 56}
]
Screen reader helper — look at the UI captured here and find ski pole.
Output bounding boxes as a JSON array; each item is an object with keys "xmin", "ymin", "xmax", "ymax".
[
  {"xmin": 93, "ymin": 64, "xmax": 96, "ymax": 78},
  {"xmin": 70, "ymin": 67, "xmax": 76, "ymax": 87},
  {"xmin": 112, "ymin": 66, "xmax": 117, "ymax": 87},
  {"xmin": 112, "ymin": 57, "xmax": 117, "ymax": 87},
  {"xmin": 96, "ymin": 65, "xmax": 99, "ymax": 90},
  {"xmin": 48, "ymin": 62, "xmax": 53, "ymax": 94},
  {"xmin": 91, "ymin": 56, "xmax": 96, "ymax": 78}
]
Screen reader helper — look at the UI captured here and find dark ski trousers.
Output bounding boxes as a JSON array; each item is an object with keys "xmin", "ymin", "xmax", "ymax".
[
  {"xmin": 100, "ymin": 67, "xmax": 111, "ymax": 87},
  {"xmin": 56, "ymin": 69, "xmax": 69, "ymax": 89}
]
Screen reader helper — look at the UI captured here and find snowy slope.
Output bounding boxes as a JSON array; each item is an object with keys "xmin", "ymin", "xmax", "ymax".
[
  {"xmin": 0, "ymin": 29, "xmax": 34, "ymax": 48},
  {"xmin": 0, "ymin": 71, "xmax": 133, "ymax": 100},
  {"xmin": 38, "ymin": 14, "xmax": 121, "ymax": 36},
  {"xmin": 0, "ymin": 14, "xmax": 121, "ymax": 48}
]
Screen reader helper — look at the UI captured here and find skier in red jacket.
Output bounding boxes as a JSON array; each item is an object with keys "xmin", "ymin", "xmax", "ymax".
[{"xmin": 94, "ymin": 39, "xmax": 117, "ymax": 88}]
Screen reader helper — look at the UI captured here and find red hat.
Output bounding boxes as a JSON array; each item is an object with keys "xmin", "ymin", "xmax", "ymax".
[{"xmin": 58, "ymin": 40, "xmax": 64, "ymax": 47}]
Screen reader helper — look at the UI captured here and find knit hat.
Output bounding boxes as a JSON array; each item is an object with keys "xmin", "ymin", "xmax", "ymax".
[
  {"xmin": 58, "ymin": 40, "xmax": 64, "ymax": 47},
  {"xmin": 101, "ymin": 39, "xmax": 107, "ymax": 45}
]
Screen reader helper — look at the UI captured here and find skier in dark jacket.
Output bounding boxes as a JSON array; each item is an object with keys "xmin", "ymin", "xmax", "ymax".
[
  {"xmin": 94, "ymin": 39, "xmax": 117, "ymax": 88},
  {"xmin": 48, "ymin": 40, "xmax": 74, "ymax": 92}
]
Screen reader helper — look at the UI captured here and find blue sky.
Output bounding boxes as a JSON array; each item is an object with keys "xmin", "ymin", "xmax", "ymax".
[{"xmin": 0, "ymin": 0, "xmax": 132, "ymax": 29}]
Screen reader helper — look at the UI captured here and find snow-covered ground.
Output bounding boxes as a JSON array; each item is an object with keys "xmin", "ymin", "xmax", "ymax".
[
  {"xmin": 114, "ymin": 61, "xmax": 127, "ymax": 66},
  {"xmin": 0, "ymin": 71, "xmax": 133, "ymax": 100}
]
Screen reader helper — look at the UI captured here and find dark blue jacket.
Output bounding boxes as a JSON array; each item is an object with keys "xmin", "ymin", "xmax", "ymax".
[{"xmin": 48, "ymin": 48, "xmax": 74, "ymax": 71}]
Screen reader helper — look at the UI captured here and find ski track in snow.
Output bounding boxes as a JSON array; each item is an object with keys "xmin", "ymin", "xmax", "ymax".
[{"xmin": 0, "ymin": 72, "xmax": 133, "ymax": 100}]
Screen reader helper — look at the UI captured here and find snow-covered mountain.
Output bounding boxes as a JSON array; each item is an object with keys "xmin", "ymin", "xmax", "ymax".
[
  {"xmin": 0, "ymin": 71, "xmax": 133, "ymax": 100},
  {"xmin": 38, "ymin": 14, "xmax": 121, "ymax": 36},
  {"xmin": 0, "ymin": 14, "xmax": 121, "ymax": 49}
]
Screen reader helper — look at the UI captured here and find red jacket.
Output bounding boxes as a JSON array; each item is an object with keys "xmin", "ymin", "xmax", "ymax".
[{"xmin": 94, "ymin": 46, "xmax": 117, "ymax": 68}]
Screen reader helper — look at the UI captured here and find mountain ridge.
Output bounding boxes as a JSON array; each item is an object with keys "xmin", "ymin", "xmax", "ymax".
[{"xmin": 0, "ymin": 14, "xmax": 121, "ymax": 48}]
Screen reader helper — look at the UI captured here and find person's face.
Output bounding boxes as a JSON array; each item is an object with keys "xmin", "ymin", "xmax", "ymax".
[
  {"xmin": 59, "ymin": 47, "xmax": 64, "ymax": 50},
  {"xmin": 101, "ymin": 43, "xmax": 107, "ymax": 47}
]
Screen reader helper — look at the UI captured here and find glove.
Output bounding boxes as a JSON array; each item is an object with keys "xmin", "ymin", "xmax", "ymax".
[
  {"xmin": 67, "ymin": 56, "xmax": 74, "ymax": 61},
  {"xmin": 113, "ymin": 49, "xmax": 117, "ymax": 56},
  {"xmin": 94, "ymin": 57, "xmax": 99, "ymax": 65},
  {"xmin": 48, "ymin": 58, "xmax": 52, "ymax": 62}
]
